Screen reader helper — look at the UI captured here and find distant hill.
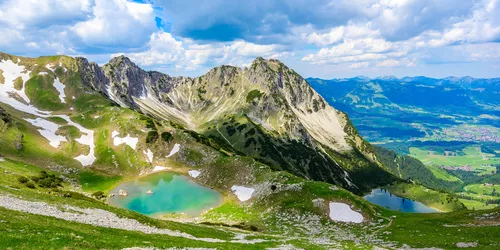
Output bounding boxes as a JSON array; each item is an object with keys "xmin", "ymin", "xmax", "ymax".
[{"xmin": 308, "ymin": 76, "xmax": 500, "ymax": 143}]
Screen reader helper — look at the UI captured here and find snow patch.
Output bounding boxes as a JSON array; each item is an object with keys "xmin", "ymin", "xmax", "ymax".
[
  {"xmin": 166, "ymin": 143, "xmax": 180, "ymax": 158},
  {"xmin": 52, "ymin": 77, "xmax": 66, "ymax": 103},
  {"xmin": 24, "ymin": 118, "xmax": 67, "ymax": 148},
  {"xmin": 188, "ymin": 170, "xmax": 200, "ymax": 178},
  {"xmin": 112, "ymin": 131, "xmax": 138, "ymax": 150},
  {"xmin": 56, "ymin": 115, "xmax": 95, "ymax": 166},
  {"xmin": 59, "ymin": 62, "xmax": 67, "ymax": 72},
  {"xmin": 328, "ymin": 202, "xmax": 363, "ymax": 223},
  {"xmin": 46, "ymin": 64, "xmax": 66, "ymax": 103},
  {"xmin": 143, "ymin": 149, "xmax": 153, "ymax": 163},
  {"xmin": 231, "ymin": 185, "xmax": 255, "ymax": 202},
  {"xmin": 0, "ymin": 59, "xmax": 32, "ymax": 104},
  {"xmin": 152, "ymin": 166, "xmax": 171, "ymax": 172}
]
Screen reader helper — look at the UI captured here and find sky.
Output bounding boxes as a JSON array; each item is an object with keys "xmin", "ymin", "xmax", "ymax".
[{"xmin": 0, "ymin": 0, "xmax": 499, "ymax": 79}]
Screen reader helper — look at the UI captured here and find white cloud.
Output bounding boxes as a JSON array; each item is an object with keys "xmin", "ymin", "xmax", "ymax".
[
  {"xmin": 459, "ymin": 43, "xmax": 500, "ymax": 62},
  {"xmin": 0, "ymin": 0, "xmax": 93, "ymax": 29},
  {"xmin": 300, "ymin": 0, "xmax": 499, "ymax": 69},
  {"xmin": 349, "ymin": 62, "xmax": 370, "ymax": 69},
  {"xmin": 423, "ymin": 0, "xmax": 500, "ymax": 47},
  {"xmin": 376, "ymin": 58, "xmax": 416, "ymax": 67},
  {"xmin": 0, "ymin": 0, "xmax": 160, "ymax": 55},
  {"xmin": 119, "ymin": 32, "xmax": 283, "ymax": 72},
  {"xmin": 305, "ymin": 26, "xmax": 345, "ymax": 46},
  {"xmin": 0, "ymin": 0, "xmax": 498, "ymax": 76},
  {"xmin": 301, "ymin": 24, "xmax": 410, "ymax": 66},
  {"xmin": 0, "ymin": 28, "xmax": 24, "ymax": 47},
  {"xmin": 73, "ymin": 0, "xmax": 157, "ymax": 48}
]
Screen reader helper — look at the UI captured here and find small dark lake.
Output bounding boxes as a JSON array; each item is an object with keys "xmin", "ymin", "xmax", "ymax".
[{"xmin": 364, "ymin": 188, "xmax": 437, "ymax": 213}]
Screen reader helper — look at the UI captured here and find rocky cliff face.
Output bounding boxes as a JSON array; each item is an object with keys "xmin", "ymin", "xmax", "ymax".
[{"xmin": 76, "ymin": 55, "xmax": 394, "ymax": 192}]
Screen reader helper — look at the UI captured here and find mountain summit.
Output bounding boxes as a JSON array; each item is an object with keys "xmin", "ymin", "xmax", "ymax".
[{"xmin": 77, "ymin": 55, "xmax": 394, "ymax": 191}]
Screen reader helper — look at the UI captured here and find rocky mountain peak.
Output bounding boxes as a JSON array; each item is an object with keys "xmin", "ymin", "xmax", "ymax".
[{"xmin": 108, "ymin": 55, "xmax": 134, "ymax": 66}]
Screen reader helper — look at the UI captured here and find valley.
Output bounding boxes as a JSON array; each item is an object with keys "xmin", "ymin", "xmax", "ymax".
[{"xmin": 309, "ymin": 77, "xmax": 500, "ymax": 211}]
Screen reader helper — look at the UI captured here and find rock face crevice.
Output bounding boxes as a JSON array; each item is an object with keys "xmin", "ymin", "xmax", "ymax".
[{"xmin": 77, "ymin": 55, "xmax": 394, "ymax": 192}]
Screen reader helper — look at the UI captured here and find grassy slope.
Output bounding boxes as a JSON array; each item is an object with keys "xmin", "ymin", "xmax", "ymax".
[
  {"xmin": 0, "ymin": 207, "xmax": 272, "ymax": 250},
  {"xmin": 464, "ymin": 183, "xmax": 499, "ymax": 195},
  {"xmin": 426, "ymin": 164, "xmax": 461, "ymax": 181},
  {"xmin": 381, "ymin": 207, "xmax": 500, "ymax": 249},
  {"xmin": 459, "ymin": 198, "xmax": 498, "ymax": 210},
  {"xmin": 386, "ymin": 182, "xmax": 466, "ymax": 212},
  {"xmin": 410, "ymin": 147, "xmax": 498, "ymax": 176}
]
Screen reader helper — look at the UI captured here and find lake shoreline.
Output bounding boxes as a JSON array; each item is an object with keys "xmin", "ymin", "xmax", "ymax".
[
  {"xmin": 364, "ymin": 188, "xmax": 439, "ymax": 213},
  {"xmin": 108, "ymin": 172, "xmax": 223, "ymax": 218}
]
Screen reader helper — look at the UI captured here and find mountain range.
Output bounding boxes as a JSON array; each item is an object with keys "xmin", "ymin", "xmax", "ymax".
[
  {"xmin": 78, "ymin": 55, "xmax": 394, "ymax": 192},
  {"xmin": 308, "ymin": 76, "xmax": 500, "ymax": 143},
  {"xmin": 0, "ymin": 52, "xmax": 498, "ymax": 249}
]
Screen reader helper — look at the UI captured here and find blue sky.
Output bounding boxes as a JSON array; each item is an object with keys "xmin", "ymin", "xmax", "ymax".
[{"xmin": 0, "ymin": 0, "xmax": 499, "ymax": 78}]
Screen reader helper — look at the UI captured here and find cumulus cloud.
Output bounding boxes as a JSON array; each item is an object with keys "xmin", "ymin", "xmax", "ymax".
[
  {"xmin": 0, "ymin": 0, "xmax": 93, "ymax": 29},
  {"xmin": 305, "ymin": 26, "xmax": 345, "ymax": 46},
  {"xmin": 424, "ymin": 0, "xmax": 500, "ymax": 46},
  {"xmin": 116, "ymin": 32, "xmax": 284, "ymax": 73},
  {"xmin": 72, "ymin": 0, "xmax": 157, "ymax": 49},
  {"xmin": 0, "ymin": 0, "xmax": 160, "ymax": 54},
  {"xmin": 301, "ymin": 24, "xmax": 411, "ymax": 66},
  {"xmin": 0, "ymin": 0, "xmax": 499, "ymax": 77},
  {"xmin": 301, "ymin": 0, "xmax": 500, "ymax": 69}
]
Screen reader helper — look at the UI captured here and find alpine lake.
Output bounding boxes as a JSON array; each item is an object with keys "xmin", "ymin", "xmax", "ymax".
[
  {"xmin": 109, "ymin": 172, "xmax": 222, "ymax": 217},
  {"xmin": 364, "ymin": 188, "xmax": 438, "ymax": 213}
]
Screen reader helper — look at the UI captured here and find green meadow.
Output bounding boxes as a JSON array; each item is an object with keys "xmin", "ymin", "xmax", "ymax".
[{"xmin": 409, "ymin": 146, "xmax": 498, "ymax": 176}]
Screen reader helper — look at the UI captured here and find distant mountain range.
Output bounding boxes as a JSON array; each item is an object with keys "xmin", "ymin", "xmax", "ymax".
[
  {"xmin": 316, "ymin": 75, "xmax": 500, "ymax": 84},
  {"xmin": 308, "ymin": 76, "xmax": 500, "ymax": 144}
]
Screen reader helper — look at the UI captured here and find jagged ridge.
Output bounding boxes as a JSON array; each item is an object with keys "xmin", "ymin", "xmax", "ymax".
[{"xmin": 76, "ymin": 55, "xmax": 395, "ymax": 192}]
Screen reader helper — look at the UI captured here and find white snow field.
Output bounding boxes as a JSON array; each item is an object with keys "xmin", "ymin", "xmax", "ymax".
[
  {"xmin": 24, "ymin": 118, "xmax": 67, "ymax": 148},
  {"xmin": 166, "ymin": 143, "xmax": 180, "ymax": 158},
  {"xmin": 60, "ymin": 115, "xmax": 96, "ymax": 166},
  {"xmin": 46, "ymin": 64, "xmax": 67, "ymax": 103},
  {"xmin": 0, "ymin": 58, "xmax": 32, "ymax": 104},
  {"xmin": 188, "ymin": 170, "xmax": 201, "ymax": 178},
  {"xmin": 112, "ymin": 130, "xmax": 139, "ymax": 150},
  {"xmin": 144, "ymin": 149, "xmax": 154, "ymax": 162},
  {"xmin": 231, "ymin": 185, "xmax": 255, "ymax": 202},
  {"xmin": 152, "ymin": 166, "xmax": 171, "ymax": 172},
  {"xmin": 328, "ymin": 202, "xmax": 363, "ymax": 223}
]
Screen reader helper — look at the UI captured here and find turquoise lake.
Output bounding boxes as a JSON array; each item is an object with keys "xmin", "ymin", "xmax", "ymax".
[
  {"xmin": 109, "ymin": 172, "xmax": 222, "ymax": 217},
  {"xmin": 364, "ymin": 188, "xmax": 437, "ymax": 213}
]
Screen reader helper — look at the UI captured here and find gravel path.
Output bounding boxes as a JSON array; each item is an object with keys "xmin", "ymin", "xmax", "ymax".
[{"xmin": 0, "ymin": 195, "xmax": 224, "ymax": 243}]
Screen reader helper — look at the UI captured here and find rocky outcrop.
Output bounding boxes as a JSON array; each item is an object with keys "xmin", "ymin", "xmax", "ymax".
[
  {"xmin": 76, "ymin": 57, "xmax": 110, "ymax": 96},
  {"xmin": 0, "ymin": 106, "xmax": 12, "ymax": 132},
  {"xmin": 0, "ymin": 106, "xmax": 11, "ymax": 125}
]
